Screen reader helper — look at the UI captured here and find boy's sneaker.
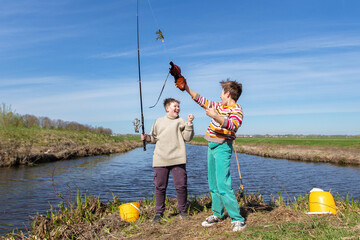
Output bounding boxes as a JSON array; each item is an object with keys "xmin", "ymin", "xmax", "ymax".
[
  {"xmin": 201, "ymin": 215, "xmax": 219, "ymax": 227},
  {"xmin": 152, "ymin": 213, "xmax": 163, "ymax": 223},
  {"xmin": 232, "ymin": 221, "xmax": 246, "ymax": 232},
  {"xmin": 179, "ymin": 212, "xmax": 190, "ymax": 220}
]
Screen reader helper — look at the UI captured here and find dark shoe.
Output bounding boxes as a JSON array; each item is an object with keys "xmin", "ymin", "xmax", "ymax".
[
  {"xmin": 179, "ymin": 212, "xmax": 190, "ymax": 220},
  {"xmin": 152, "ymin": 213, "xmax": 163, "ymax": 223}
]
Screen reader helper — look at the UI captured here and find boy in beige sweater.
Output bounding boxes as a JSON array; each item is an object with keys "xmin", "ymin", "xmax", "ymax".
[{"xmin": 141, "ymin": 98, "xmax": 194, "ymax": 222}]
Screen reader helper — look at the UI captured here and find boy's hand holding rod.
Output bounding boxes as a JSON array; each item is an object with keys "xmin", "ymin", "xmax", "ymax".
[{"xmin": 141, "ymin": 133, "xmax": 151, "ymax": 142}]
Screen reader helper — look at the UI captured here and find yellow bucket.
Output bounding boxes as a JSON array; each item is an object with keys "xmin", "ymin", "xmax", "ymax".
[
  {"xmin": 308, "ymin": 188, "xmax": 336, "ymax": 215},
  {"xmin": 119, "ymin": 202, "xmax": 140, "ymax": 222}
]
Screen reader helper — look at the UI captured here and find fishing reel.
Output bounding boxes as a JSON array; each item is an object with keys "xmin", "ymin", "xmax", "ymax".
[{"xmin": 133, "ymin": 118, "xmax": 142, "ymax": 133}]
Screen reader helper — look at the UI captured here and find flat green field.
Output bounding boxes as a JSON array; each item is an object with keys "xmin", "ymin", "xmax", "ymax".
[{"xmin": 192, "ymin": 135, "xmax": 360, "ymax": 148}]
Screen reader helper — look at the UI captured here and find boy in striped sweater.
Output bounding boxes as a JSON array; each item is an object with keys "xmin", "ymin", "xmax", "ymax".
[{"xmin": 170, "ymin": 62, "xmax": 246, "ymax": 232}]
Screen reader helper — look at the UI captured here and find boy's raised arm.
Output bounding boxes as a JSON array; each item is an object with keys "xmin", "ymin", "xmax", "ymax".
[
  {"xmin": 169, "ymin": 61, "xmax": 196, "ymax": 99},
  {"xmin": 184, "ymin": 84, "xmax": 196, "ymax": 99}
]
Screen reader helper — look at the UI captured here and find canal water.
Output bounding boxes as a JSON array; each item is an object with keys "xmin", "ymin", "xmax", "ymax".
[{"xmin": 1, "ymin": 144, "xmax": 359, "ymax": 234}]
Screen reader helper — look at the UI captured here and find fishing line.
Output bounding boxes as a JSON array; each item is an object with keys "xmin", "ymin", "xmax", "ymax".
[
  {"xmin": 146, "ymin": 0, "xmax": 161, "ymax": 33},
  {"xmin": 149, "ymin": 72, "xmax": 170, "ymax": 108},
  {"xmin": 146, "ymin": 0, "xmax": 173, "ymax": 108},
  {"xmin": 234, "ymin": 140, "xmax": 245, "ymax": 200},
  {"xmin": 273, "ymin": 176, "xmax": 293, "ymax": 203},
  {"xmin": 146, "ymin": 0, "xmax": 170, "ymax": 58}
]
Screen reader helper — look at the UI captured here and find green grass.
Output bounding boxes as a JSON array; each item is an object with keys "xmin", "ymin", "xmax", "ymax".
[
  {"xmin": 236, "ymin": 135, "xmax": 360, "ymax": 148},
  {"xmin": 238, "ymin": 207, "xmax": 360, "ymax": 240},
  {"xmin": 2, "ymin": 191, "xmax": 360, "ymax": 239},
  {"xmin": 112, "ymin": 134, "xmax": 140, "ymax": 142},
  {"xmin": 0, "ymin": 127, "xmax": 142, "ymax": 167},
  {"xmin": 239, "ymin": 219, "xmax": 357, "ymax": 240},
  {"xmin": 236, "ymin": 191, "xmax": 360, "ymax": 240},
  {"xmin": 0, "ymin": 127, "xmax": 140, "ymax": 147},
  {"xmin": 192, "ymin": 135, "xmax": 360, "ymax": 148},
  {"xmin": 4, "ymin": 127, "xmax": 358, "ymax": 149},
  {"xmin": 191, "ymin": 136, "xmax": 208, "ymax": 144}
]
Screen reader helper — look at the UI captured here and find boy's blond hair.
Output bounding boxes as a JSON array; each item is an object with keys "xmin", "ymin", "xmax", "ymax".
[
  {"xmin": 163, "ymin": 98, "xmax": 180, "ymax": 109},
  {"xmin": 220, "ymin": 79, "xmax": 242, "ymax": 101}
]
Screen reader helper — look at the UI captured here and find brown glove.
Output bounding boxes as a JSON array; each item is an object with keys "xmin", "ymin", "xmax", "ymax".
[
  {"xmin": 169, "ymin": 61, "xmax": 186, "ymax": 91},
  {"xmin": 175, "ymin": 77, "xmax": 186, "ymax": 91}
]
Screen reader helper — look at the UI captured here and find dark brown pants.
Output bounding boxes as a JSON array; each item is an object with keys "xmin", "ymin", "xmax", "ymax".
[{"xmin": 153, "ymin": 164, "xmax": 188, "ymax": 214}]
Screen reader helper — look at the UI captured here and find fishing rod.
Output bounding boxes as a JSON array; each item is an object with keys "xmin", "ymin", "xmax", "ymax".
[
  {"xmin": 136, "ymin": 0, "xmax": 146, "ymax": 151},
  {"xmin": 234, "ymin": 140, "xmax": 245, "ymax": 199}
]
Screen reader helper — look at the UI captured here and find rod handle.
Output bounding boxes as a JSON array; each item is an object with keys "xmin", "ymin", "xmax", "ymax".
[{"xmin": 143, "ymin": 140, "xmax": 146, "ymax": 151}]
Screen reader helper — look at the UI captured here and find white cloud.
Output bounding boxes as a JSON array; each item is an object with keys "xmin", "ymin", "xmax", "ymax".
[
  {"xmin": 92, "ymin": 43, "xmax": 200, "ymax": 59},
  {"xmin": 91, "ymin": 50, "xmax": 135, "ymax": 59},
  {"xmin": 245, "ymin": 101, "xmax": 360, "ymax": 116},
  {"xmin": 182, "ymin": 34, "xmax": 360, "ymax": 57},
  {"xmin": 0, "ymin": 76, "xmax": 62, "ymax": 87}
]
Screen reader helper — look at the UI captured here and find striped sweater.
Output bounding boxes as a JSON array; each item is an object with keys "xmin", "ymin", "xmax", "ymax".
[{"xmin": 193, "ymin": 92, "xmax": 243, "ymax": 143}]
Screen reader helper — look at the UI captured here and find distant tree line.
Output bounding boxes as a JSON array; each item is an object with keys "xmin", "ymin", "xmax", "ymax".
[{"xmin": 0, "ymin": 103, "xmax": 112, "ymax": 135}]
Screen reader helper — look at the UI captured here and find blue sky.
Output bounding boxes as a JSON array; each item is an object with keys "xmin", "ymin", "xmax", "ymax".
[{"xmin": 1, "ymin": 0, "xmax": 359, "ymax": 135}]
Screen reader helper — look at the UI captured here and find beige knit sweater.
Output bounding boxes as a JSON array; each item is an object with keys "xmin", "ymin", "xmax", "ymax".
[{"xmin": 149, "ymin": 114, "xmax": 194, "ymax": 167}]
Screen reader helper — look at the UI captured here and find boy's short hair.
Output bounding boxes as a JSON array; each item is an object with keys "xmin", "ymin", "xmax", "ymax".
[
  {"xmin": 163, "ymin": 98, "xmax": 180, "ymax": 109},
  {"xmin": 220, "ymin": 79, "xmax": 242, "ymax": 101}
]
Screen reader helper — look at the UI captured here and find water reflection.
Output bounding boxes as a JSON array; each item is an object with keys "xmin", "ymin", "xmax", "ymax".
[{"xmin": 1, "ymin": 144, "xmax": 359, "ymax": 234}]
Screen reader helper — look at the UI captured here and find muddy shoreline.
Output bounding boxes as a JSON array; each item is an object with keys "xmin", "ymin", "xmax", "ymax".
[
  {"xmin": 189, "ymin": 141, "xmax": 360, "ymax": 166},
  {"xmin": 1, "ymin": 140, "xmax": 359, "ymax": 168},
  {"xmin": 0, "ymin": 141, "xmax": 142, "ymax": 168}
]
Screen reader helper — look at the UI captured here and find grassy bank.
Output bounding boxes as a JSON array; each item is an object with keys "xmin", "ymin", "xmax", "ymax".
[
  {"xmin": 2, "ymin": 129, "xmax": 360, "ymax": 167},
  {"xmin": 2, "ymin": 191, "xmax": 359, "ymax": 239},
  {"xmin": 191, "ymin": 135, "xmax": 360, "ymax": 166},
  {"xmin": 0, "ymin": 127, "xmax": 141, "ymax": 167}
]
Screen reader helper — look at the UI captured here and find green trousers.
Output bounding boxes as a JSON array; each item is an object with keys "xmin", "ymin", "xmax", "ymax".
[{"xmin": 207, "ymin": 142, "xmax": 245, "ymax": 222}]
